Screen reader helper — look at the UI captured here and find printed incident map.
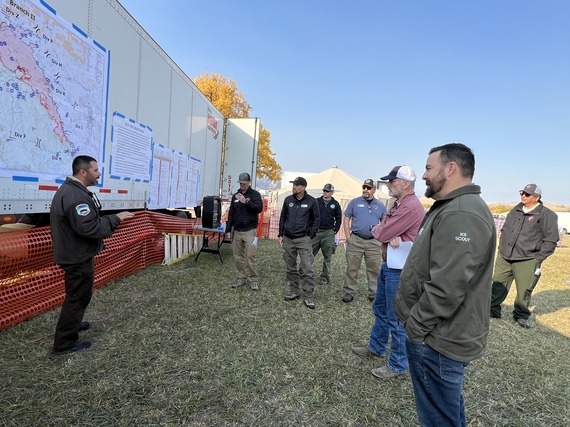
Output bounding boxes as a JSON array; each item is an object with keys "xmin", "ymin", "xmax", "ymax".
[{"xmin": 0, "ymin": 0, "xmax": 108, "ymax": 177}]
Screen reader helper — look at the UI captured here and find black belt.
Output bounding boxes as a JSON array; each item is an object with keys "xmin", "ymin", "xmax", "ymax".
[
  {"xmin": 235, "ymin": 227, "xmax": 256, "ymax": 232},
  {"xmin": 354, "ymin": 233, "xmax": 373, "ymax": 240},
  {"xmin": 284, "ymin": 232, "xmax": 306, "ymax": 239}
]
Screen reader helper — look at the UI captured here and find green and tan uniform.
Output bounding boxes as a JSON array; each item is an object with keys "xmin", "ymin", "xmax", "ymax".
[
  {"xmin": 490, "ymin": 202, "xmax": 559, "ymax": 320},
  {"xmin": 312, "ymin": 195, "xmax": 342, "ymax": 285}
]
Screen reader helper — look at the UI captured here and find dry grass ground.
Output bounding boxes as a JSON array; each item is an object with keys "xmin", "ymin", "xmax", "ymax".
[{"xmin": 1, "ymin": 236, "xmax": 569, "ymax": 426}]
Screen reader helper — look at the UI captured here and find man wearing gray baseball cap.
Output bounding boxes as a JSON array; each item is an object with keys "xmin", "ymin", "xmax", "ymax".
[
  {"xmin": 311, "ymin": 183, "xmax": 343, "ymax": 286},
  {"xmin": 490, "ymin": 183, "xmax": 559, "ymax": 328}
]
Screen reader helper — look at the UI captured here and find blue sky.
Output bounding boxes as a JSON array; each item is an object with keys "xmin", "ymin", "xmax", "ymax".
[{"xmin": 119, "ymin": 0, "xmax": 569, "ymax": 205}]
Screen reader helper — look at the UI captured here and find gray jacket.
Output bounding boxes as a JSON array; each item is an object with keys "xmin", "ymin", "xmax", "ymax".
[
  {"xmin": 498, "ymin": 202, "xmax": 558, "ymax": 263},
  {"xmin": 395, "ymin": 184, "xmax": 496, "ymax": 362}
]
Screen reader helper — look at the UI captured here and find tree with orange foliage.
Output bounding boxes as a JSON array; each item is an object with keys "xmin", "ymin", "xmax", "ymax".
[{"xmin": 195, "ymin": 73, "xmax": 282, "ymax": 182}]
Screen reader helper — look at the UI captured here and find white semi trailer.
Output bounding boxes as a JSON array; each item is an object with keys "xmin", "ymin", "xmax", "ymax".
[{"xmin": 0, "ymin": 0, "xmax": 259, "ymax": 226}]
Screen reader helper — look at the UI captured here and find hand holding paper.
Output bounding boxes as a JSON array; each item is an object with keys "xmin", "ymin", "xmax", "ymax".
[{"xmin": 387, "ymin": 241, "xmax": 413, "ymax": 269}]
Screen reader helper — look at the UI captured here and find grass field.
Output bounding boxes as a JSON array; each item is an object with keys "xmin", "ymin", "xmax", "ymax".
[{"xmin": 1, "ymin": 236, "xmax": 569, "ymax": 426}]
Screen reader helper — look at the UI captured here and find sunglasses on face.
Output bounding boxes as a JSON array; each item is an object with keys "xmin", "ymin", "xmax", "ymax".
[
  {"xmin": 362, "ymin": 186, "xmax": 372, "ymax": 190},
  {"xmin": 519, "ymin": 191, "xmax": 533, "ymax": 197}
]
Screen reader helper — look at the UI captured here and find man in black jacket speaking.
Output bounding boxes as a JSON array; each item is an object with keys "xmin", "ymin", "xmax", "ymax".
[
  {"xmin": 50, "ymin": 155, "xmax": 134, "ymax": 355},
  {"xmin": 278, "ymin": 177, "xmax": 320, "ymax": 309},
  {"xmin": 226, "ymin": 172, "xmax": 263, "ymax": 291}
]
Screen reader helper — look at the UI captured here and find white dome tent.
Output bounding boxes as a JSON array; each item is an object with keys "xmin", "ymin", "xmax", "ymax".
[
  {"xmin": 266, "ymin": 166, "xmax": 390, "ymax": 239},
  {"xmin": 270, "ymin": 166, "xmax": 389, "ymax": 211}
]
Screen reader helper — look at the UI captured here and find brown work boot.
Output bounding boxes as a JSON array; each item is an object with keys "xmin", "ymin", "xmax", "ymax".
[
  {"xmin": 231, "ymin": 279, "xmax": 246, "ymax": 289},
  {"xmin": 371, "ymin": 366, "xmax": 407, "ymax": 380},
  {"xmin": 352, "ymin": 346, "xmax": 384, "ymax": 359}
]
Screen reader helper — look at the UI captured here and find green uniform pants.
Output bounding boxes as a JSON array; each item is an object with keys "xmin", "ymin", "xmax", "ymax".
[
  {"xmin": 312, "ymin": 229, "xmax": 335, "ymax": 284},
  {"xmin": 491, "ymin": 255, "xmax": 540, "ymax": 320},
  {"xmin": 282, "ymin": 236, "xmax": 315, "ymax": 298}
]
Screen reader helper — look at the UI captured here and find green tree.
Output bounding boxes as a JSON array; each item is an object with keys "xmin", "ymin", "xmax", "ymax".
[{"xmin": 194, "ymin": 73, "xmax": 282, "ymax": 182}]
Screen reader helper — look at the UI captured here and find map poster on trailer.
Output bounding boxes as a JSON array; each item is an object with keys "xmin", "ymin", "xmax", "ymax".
[
  {"xmin": 0, "ymin": 0, "xmax": 108, "ymax": 179},
  {"xmin": 110, "ymin": 113, "xmax": 152, "ymax": 182}
]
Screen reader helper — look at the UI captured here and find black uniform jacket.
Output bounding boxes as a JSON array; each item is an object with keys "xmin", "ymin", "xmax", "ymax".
[
  {"xmin": 226, "ymin": 186, "xmax": 263, "ymax": 232},
  {"xmin": 316, "ymin": 196, "xmax": 342, "ymax": 233},
  {"xmin": 50, "ymin": 177, "xmax": 120, "ymax": 265},
  {"xmin": 278, "ymin": 192, "xmax": 320, "ymax": 239}
]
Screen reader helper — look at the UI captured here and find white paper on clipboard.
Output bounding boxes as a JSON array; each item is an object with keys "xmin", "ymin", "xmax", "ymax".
[{"xmin": 387, "ymin": 241, "xmax": 413, "ymax": 269}]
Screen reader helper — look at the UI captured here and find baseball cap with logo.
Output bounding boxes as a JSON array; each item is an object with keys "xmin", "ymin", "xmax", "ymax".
[
  {"xmin": 380, "ymin": 165, "xmax": 417, "ymax": 182},
  {"xmin": 323, "ymin": 183, "xmax": 335, "ymax": 192},
  {"xmin": 521, "ymin": 183, "xmax": 542, "ymax": 196},
  {"xmin": 362, "ymin": 178, "xmax": 375, "ymax": 188},
  {"xmin": 290, "ymin": 177, "xmax": 308, "ymax": 186},
  {"xmin": 238, "ymin": 172, "xmax": 251, "ymax": 183}
]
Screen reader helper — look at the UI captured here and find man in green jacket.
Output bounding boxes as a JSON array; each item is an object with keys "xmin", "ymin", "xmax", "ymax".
[{"xmin": 394, "ymin": 143, "xmax": 496, "ymax": 427}]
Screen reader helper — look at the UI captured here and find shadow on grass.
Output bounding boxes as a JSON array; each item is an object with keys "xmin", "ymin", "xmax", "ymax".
[{"xmin": 530, "ymin": 289, "xmax": 570, "ymax": 315}]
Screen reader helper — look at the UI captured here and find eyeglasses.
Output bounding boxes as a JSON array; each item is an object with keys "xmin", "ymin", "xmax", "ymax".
[
  {"xmin": 323, "ymin": 190, "xmax": 332, "ymax": 193},
  {"xmin": 519, "ymin": 191, "xmax": 533, "ymax": 197},
  {"xmin": 362, "ymin": 186, "xmax": 372, "ymax": 190}
]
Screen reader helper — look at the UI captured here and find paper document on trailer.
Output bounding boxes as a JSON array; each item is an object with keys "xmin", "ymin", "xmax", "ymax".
[{"xmin": 387, "ymin": 241, "xmax": 413, "ymax": 269}]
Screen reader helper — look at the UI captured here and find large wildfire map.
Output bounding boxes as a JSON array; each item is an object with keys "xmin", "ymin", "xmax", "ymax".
[{"xmin": 0, "ymin": 0, "xmax": 108, "ymax": 178}]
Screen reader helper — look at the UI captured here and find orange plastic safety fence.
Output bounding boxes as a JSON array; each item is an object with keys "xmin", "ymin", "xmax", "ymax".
[
  {"xmin": 0, "ymin": 211, "xmax": 196, "ymax": 331},
  {"xmin": 256, "ymin": 198, "xmax": 269, "ymax": 238}
]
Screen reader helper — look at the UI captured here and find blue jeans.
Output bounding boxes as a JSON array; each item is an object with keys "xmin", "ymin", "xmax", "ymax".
[
  {"xmin": 369, "ymin": 262, "xmax": 407, "ymax": 373},
  {"xmin": 406, "ymin": 340, "xmax": 469, "ymax": 427}
]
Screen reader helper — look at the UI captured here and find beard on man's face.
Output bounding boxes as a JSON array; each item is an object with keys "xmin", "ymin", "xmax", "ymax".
[{"xmin": 424, "ymin": 172, "xmax": 445, "ymax": 199}]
